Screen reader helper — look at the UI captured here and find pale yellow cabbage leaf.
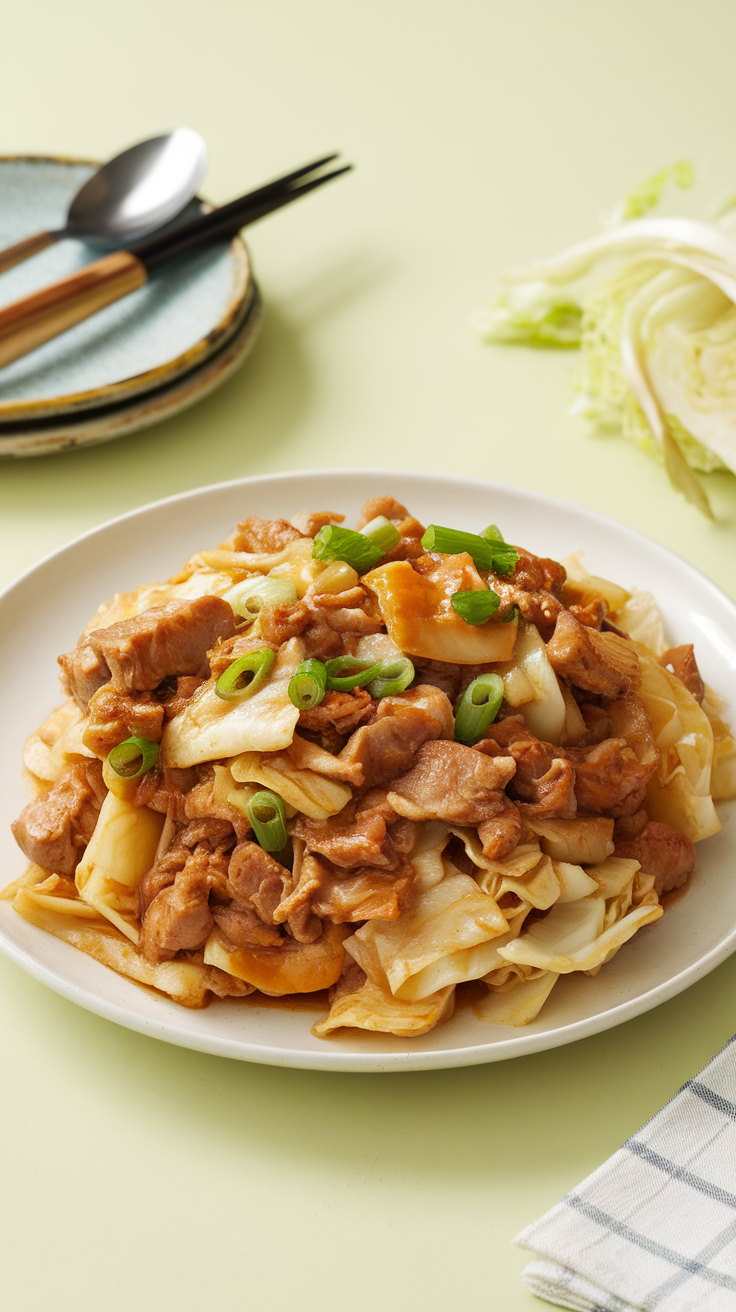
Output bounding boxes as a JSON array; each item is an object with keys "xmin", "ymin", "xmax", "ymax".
[
  {"xmin": 162, "ymin": 638, "xmax": 303, "ymax": 768},
  {"xmin": 346, "ymin": 873, "xmax": 508, "ymax": 1001},
  {"xmin": 312, "ymin": 976, "xmax": 455, "ymax": 1038},
  {"xmin": 636, "ymin": 647, "xmax": 721, "ymax": 840},
  {"xmin": 474, "ymin": 971, "xmax": 559, "ymax": 1026},
  {"xmin": 553, "ymin": 861, "xmax": 600, "ymax": 902},
  {"xmin": 75, "ymin": 792, "xmax": 165, "ymax": 942},
  {"xmin": 12, "ymin": 888, "xmax": 213, "ymax": 1007},
  {"xmin": 615, "ymin": 590, "xmax": 668, "ymax": 654},
  {"xmin": 498, "ymin": 894, "xmax": 662, "ymax": 973},
  {"xmin": 495, "ymin": 621, "xmax": 566, "ymax": 743},
  {"xmin": 230, "ymin": 750, "xmax": 351, "ymax": 820},
  {"xmin": 23, "ymin": 699, "xmax": 95, "ymax": 786},
  {"xmin": 527, "ymin": 816, "xmax": 615, "ymax": 865},
  {"xmin": 702, "ymin": 685, "xmax": 736, "ymax": 800}
]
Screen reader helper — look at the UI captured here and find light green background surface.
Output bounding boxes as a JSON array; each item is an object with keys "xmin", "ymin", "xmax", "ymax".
[{"xmin": 1, "ymin": 4, "xmax": 735, "ymax": 1310}]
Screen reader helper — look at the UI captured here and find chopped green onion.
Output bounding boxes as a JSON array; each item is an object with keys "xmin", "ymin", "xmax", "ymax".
[
  {"xmin": 108, "ymin": 735, "xmax": 159, "ymax": 779},
  {"xmin": 225, "ymin": 576, "xmax": 297, "ymax": 621},
  {"xmin": 368, "ymin": 656, "xmax": 415, "ymax": 699},
  {"xmin": 360, "ymin": 515, "xmax": 401, "ymax": 555},
  {"xmin": 454, "ymin": 674, "xmax": 505, "ymax": 745},
  {"xmin": 500, "ymin": 604, "xmax": 520, "ymax": 623},
  {"xmin": 481, "ymin": 524, "xmax": 519, "ymax": 576},
  {"xmin": 288, "ymin": 658, "xmax": 327, "ymax": 710},
  {"xmin": 247, "ymin": 790, "xmax": 287, "ymax": 853},
  {"xmin": 215, "ymin": 647, "xmax": 275, "ymax": 702},
  {"xmin": 325, "ymin": 655, "xmax": 383, "ymax": 691},
  {"xmin": 312, "ymin": 525, "xmax": 383, "ymax": 573},
  {"xmin": 451, "ymin": 589, "xmax": 501, "ymax": 625},
  {"xmin": 420, "ymin": 524, "xmax": 492, "ymax": 571}
]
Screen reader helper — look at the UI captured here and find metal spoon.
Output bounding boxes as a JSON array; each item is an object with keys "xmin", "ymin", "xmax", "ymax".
[{"xmin": 0, "ymin": 128, "xmax": 209, "ymax": 276}]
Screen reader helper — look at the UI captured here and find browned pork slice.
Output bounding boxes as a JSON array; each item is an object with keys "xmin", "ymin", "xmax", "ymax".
[
  {"xmin": 58, "ymin": 641, "xmax": 112, "ymax": 710},
  {"xmin": 354, "ymin": 495, "xmax": 426, "ymax": 563},
  {"xmin": 355, "ymin": 496, "xmax": 415, "ymax": 531},
  {"xmin": 290, "ymin": 510, "xmax": 345, "ymax": 537},
  {"xmin": 480, "ymin": 705, "xmax": 659, "ymax": 819},
  {"xmin": 11, "ymin": 759, "xmax": 105, "ymax": 876},
  {"xmin": 290, "ymin": 809, "xmax": 402, "ymax": 870},
  {"xmin": 547, "ymin": 609, "xmax": 641, "ymax": 699},
  {"xmin": 227, "ymin": 841, "xmax": 292, "ymax": 923},
  {"xmin": 568, "ymin": 737, "xmax": 659, "ymax": 817},
  {"xmin": 386, "ymin": 741, "xmax": 516, "ymax": 825},
  {"xmin": 659, "ymin": 644, "xmax": 705, "ymax": 704},
  {"xmin": 299, "ymin": 688, "xmax": 375, "ymax": 739},
  {"xmin": 338, "ymin": 685, "xmax": 454, "ymax": 789},
  {"xmin": 258, "ymin": 600, "xmax": 311, "ymax": 645},
  {"xmin": 477, "ymin": 799, "xmax": 523, "ymax": 859},
  {"xmin": 306, "ymin": 854, "xmax": 414, "ymax": 922},
  {"xmin": 140, "ymin": 868, "xmax": 216, "ymax": 962},
  {"xmin": 307, "ymin": 585, "xmax": 383, "ymax": 636},
  {"xmin": 83, "ymin": 685, "xmax": 165, "ymax": 754},
  {"xmin": 227, "ymin": 841, "xmax": 321, "ymax": 945},
  {"xmin": 139, "ymin": 818, "xmax": 233, "ymax": 916},
  {"xmin": 229, "ymin": 515, "xmax": 304, "ymax": 553},
  {"xmin": 139, "ymin": 830, "xmax": 233, "ymax": 963},
  {"xmin": 82, "ymin": 596, "xmax": 236, "ymax": 695},
  {"xmin": 614, "ymin": 820, "xmax": 696, "ymax": 896},
  {"xmin": 477, "ymin": 719, "xmax": 576, "ymax": 818},
  {"xmin": 213, "ymin": 903, "xmax": 283, "ymax": 948}
]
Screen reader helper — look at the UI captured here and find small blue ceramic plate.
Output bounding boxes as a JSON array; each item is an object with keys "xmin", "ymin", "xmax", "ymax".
[{"xmin": 0, "ymin": 155, "xmax": 253, "ymax": 421}]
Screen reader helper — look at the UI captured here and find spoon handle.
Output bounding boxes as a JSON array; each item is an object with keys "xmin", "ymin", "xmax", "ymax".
[
  {"xmin": 0, "ymin": 229, "xmax": 59, "ymax": 275},
  {"xmin": 0, "ymin": 250, "xmax": 147, "ymax": 368}
]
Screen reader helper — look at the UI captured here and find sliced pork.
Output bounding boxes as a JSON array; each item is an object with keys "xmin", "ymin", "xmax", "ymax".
[
  {"xmin": 11, "ymin": 760, "xmax": 105, "ymax": 876},
  {"xmin": 614, "ymin": 820, "xmax": 696, "ymax": 896},
  {"xmin": 387, "ymin": 741, "xmax": 516, "ymax": 825},
  {"xmin": 84, "ymin": 596, "xmax": 236, "ymax": 694}
]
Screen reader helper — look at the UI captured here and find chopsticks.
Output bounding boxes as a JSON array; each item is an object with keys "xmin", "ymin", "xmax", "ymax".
[
  {"xmin": 0, "ymin": 154, "xmax": 352, "ymax": 370},
  {"xmin": 133, "ymin": 153, "xmax": 352, "ymax": 268}
]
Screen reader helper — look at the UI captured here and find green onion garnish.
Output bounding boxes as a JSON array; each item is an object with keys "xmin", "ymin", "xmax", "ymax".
[
  {"xmin": 325, "ymin": 655, "xmax": 383, "ymax": 691},
  {"xmin": 481, "ymin": 524, "xmax": 519, "ymax": 576},
  {"xmin": 500, "ymin": 604, "xmax": 520, "ymax": 623},
  {"xmin": 247, "ymin": 790, "xmax": 287, "ymax": 853},
  {"xmin": 288, "ymin": 658, "xmax": 328, "ymax": 710},
  {"xmin": 215, "ymin": 647, "xmax": 275, "ymax": 702},
  {"xmin": 108, "ymin": 735, "xmax": 159, "ymax": 779},
  {"xmin": 454, "ymin": 674, "xmax": 505, "ymax": 745},
  {"xmin": 360, "ymin": 515, "xmax": 401, "ymax": 555},
  {"xmin": 367, "ymin": 656, "xmax": 415, "ymax": 699},
  {"xmin": 420, "ymin": 525, "xmax": 492, "ymax": 571},
  {"xmin": 225, "ymin": 576, "xmax": 297, "ymax": 621},
  {"xmin": 312, "ymin": 525, "xmax": 383, "ymax": 573},
  {"xmin": 451, "ymin": 589, "xmax": 501, "ymax": 625}
]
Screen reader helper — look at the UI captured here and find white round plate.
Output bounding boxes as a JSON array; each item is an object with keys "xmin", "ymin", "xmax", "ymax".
[{"xmin": 1, "ymin": 470, "xmax": 734, "ymax": 1072}]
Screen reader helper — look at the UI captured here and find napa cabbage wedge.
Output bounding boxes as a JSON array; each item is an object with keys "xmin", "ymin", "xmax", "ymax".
[{"xmin": 476, "ymin": 164, "xmax": 736, "ymax": 514}]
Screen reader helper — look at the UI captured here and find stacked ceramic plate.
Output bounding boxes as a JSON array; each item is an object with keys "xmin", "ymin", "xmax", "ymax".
[{"xmin": 0, "ymin": 156, "xmax": 262, "ymax": 457}]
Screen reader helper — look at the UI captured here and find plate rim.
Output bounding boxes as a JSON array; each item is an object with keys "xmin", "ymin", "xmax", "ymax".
[
  {"xmin": 1, "ymin": 468, "xmax": 735, "ymax": 1072},
  {"xmin": 0, "ymin": 287, "xmax": 263, "ymax": 458},
  {"xmin": 0, "ymin": 153, "xmax": 253, "ymax": 420}
]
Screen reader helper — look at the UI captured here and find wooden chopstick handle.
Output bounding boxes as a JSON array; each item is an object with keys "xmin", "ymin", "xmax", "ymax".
[
  {"xmin": 0, "ymin": 229, "xmax": 59, "ymax": 275},
  {"xmin": 0, "ymin": 251, "xmax": 147, "ymax": 368}
]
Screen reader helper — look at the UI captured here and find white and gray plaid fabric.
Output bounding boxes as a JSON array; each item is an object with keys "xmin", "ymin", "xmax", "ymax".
[{"xmin": 515, "ymin": 1035, "xmax": 736, "ymax": 1311}]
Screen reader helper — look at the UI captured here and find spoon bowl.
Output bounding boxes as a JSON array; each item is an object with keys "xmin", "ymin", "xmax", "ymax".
[
  {"xmin": 0, "ymin": 129, "xmax": 209, "ymax": 275},
  {"xmin": 66, "ymin": 128, "xmax": 209, "ymax": 243}
]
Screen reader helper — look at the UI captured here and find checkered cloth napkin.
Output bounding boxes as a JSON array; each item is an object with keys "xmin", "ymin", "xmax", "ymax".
[{"xmin": 514, "ymin": 1035, "xmax": 736, "ymax": 1311}]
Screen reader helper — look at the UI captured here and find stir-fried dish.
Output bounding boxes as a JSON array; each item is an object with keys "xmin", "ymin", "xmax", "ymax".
[{"xmin": 6, "ymin": 496, "xmax": 736, "ymax": 1039}]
